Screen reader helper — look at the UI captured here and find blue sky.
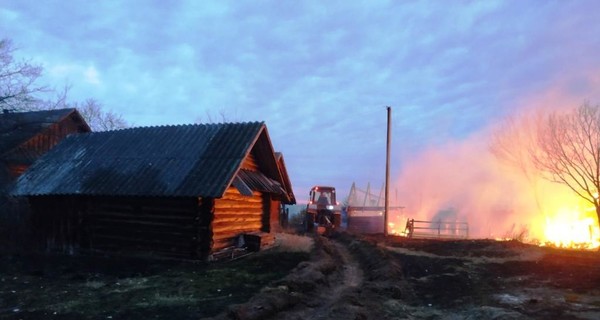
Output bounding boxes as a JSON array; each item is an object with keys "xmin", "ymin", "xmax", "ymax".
[{"xmin": 2, "ymin": 0, "xmax": 600, "ymax": 203}]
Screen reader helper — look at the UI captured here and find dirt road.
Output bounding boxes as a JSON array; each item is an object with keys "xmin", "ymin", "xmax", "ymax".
[
  {"xmin": 214, "ymin": 232, "xmax": 600, "ymax": 320},
  {"xmin": 273, "ymin": 239, "xmax": 365, "ymax": 319},
  {"xmin": 213, "ymin": 233, "xmax": 405, "ymax": 320}
]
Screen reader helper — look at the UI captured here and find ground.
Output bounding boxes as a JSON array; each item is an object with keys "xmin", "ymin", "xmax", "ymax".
[
  {"xmin": 216, "ymin": 233, "xmax": 600, "ymax": 320},
  {"xmin": 0, "ymin": 235, "xmax": 311, "ymax": 319},
  {"xmin": 2, "ymin": 233, "xmax": 600, "ymax": 319}
]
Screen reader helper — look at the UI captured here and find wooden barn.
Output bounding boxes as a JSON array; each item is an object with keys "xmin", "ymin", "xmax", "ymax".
[
  {"xmin": 0, "ymin": 108, "xmax": 90, "ymax": 248},
  {"xmin": 12, "ymin": 122, "xmax": 295, "ymax": 260},
  {"xmin": 0, "ymin": 108, "xmax": 90, "ymax": 194}
]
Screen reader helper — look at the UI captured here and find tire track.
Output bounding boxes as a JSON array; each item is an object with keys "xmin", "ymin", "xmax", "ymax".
[{"xmin": 276, "ymin": 238, "xmax": 365, "ymax": 320}]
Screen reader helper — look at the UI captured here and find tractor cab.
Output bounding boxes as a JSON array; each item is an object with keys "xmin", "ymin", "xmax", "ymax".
[
  {"xmin": 310, "ymin": 187, "xmax": 336, "ymax": 208},
  {"xmin": 305, "ymin": 186, "xmax": 342, "ymax": 233}
]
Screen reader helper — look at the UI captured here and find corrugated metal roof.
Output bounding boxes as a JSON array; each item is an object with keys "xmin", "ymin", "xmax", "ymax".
[
  {"xmin": 12, "ymin": 122, "xmax": 270, "ymax": 198},
  {"xmin": 0, "ymin": 108, "xmax": 86, "ymax": 156},
  {"xmin": 236, "ymin": 169, "xmax": 286, "ymax": 195}
]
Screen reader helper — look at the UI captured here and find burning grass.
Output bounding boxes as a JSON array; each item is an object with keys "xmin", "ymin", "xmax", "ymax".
[{"xmin": 390, "ymin": 104, "xmax": 600, "ymax": 252}]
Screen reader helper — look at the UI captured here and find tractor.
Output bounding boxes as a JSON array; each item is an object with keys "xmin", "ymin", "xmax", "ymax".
[{"xmin": 305, "ymin": 186, "xmax": 342, "ymax": 233}]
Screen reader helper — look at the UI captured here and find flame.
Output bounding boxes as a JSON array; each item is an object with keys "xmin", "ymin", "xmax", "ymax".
[
  {"xmin": 387, "ymin": 222, "xmax": 404, "ymax": 236},
  {"xmin": 540, "ymin": 205, "xmax": 600, "ymax": 249}
]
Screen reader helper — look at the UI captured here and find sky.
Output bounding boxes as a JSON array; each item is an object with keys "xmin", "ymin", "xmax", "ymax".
[{"xmin": 2, "ymin": 0, "xmax": 600, "ymax": 214}]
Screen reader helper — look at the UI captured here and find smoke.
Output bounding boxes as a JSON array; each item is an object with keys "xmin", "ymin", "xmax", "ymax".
[
  {"xmin": 390, "ymin": 66, "xmax": 600, "ymax": 242},
  {"xmin": 392, "ymin": 66, "xmax": 600, "ymax": 241},
  {"xmin": 394, "ymin": 107, "xmax": 589, "ymax": 240},
  {"xmin": 396, "ymin": 132, "xmax": 517, "ymax": 238}
]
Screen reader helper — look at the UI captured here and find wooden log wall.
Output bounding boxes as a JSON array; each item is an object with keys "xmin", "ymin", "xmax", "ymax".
[
  {"xmin": 86, "ymin": 196, "xmax": 201, "ymax": 259},
  {"xmin": 29, "ymin": 196, "xmax": 86, "ymax": 254},
  {"xmin": 241, "ymin": 152, "xmax": 259, "ymax": 171},
  {"xmin": 28, "ymin": 195, "xmax": 215, "ymax": 259},
  {"xmin": 196, "ymin": 197, "xmax": 214, "ymax": 258},
  {"xmin": 238, "ymin": 149, "xmax": 283, "ymax": 233},
  {"xmin": 11, "ymin": 116, "xmax": 87, "ymax": 166},
  {"xmin": 212, "ymin": 187, "xmax": 264, "ymax": 252}
]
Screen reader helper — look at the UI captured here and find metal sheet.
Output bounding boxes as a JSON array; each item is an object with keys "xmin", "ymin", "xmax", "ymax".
[{"xmin": 12, "ymin": 122, "xmax": 271, "ymax": 198}]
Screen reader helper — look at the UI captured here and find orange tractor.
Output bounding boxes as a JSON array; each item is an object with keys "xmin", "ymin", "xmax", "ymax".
[{"xmin": 305, "ymin": 186, "xmax": 342, "ymax": 233}]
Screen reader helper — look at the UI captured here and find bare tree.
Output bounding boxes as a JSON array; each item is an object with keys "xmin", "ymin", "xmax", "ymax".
[
  {"xmin": 490, "ymin": 112, "xmax": 540, "ymax": 181},
  {"xmin": 491, "ymin": 103, "xmax": 600, "ymax": 231},
  {"xmin": 531, "ymin": 103, "xmax": 600, "ymax": 224},
  {"xmin": 26, "ymin": 85, "xmax": 70, "ymax": 111},
  {"xmin": 0, "ymin": 38, "xmax": 128, "ymax": 131},
  {"xmin": 71, "ymin": 99, "xmax": 128, "ymax": 131},
  {"xmin": 490, "ymin": 110, "xmax": 545, "ymax": 213},
  {"xmin": 0, "ymin": 39, "xmax": 46, "ymax": 110}
]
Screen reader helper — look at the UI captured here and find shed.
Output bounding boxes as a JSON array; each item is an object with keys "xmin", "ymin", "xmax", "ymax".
[
  {"xmin": 12, "ymin": 122, "xmax": 295, "ymax": 259},
  {"xmin": 0, "ymin": 108, "xmax": 90, "ymax": 193}
]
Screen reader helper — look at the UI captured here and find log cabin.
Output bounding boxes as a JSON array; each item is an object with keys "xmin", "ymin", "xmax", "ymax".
[
  {"xmin": 0, "ymin": 108, "xmax": 90, "ymax": 248},
  {"xmin": 0, "ymin": 108, "xmax": 90, "ymax": 194},
  {"xmin": 12, "ymin": 122, "xmax": 295, "ymax": 259}
]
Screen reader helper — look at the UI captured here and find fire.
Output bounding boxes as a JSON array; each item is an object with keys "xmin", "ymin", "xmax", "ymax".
[
  {"xmin": 387, "ymin": 222, "xmax": 397, "ymax": 235},
  {"xmin": 541, "ymin": 206, "xmax": 600, "ymax": 249},
  {"xmin": 387, "ymin": 222, "xmax": 407, "ymax": 236}
]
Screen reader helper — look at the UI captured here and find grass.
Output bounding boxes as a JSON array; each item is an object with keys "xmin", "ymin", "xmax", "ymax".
[
  {"xmin": 0, "ymin": 249, "xmax": 310, "ymax": 319},
  {"xmin": 503, "ymin": 223, "xmax": 530, "ymax": 242}
]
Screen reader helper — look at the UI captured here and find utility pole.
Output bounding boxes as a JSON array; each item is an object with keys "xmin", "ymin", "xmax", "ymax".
[{"xmin": 384, "ymin": 106, "xmax": 391, "ymax": 236}]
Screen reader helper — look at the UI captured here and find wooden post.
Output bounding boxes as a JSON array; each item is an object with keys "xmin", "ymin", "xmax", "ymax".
[{"xmin": 384, "ymin": 106, "xmax": 391, "ymax": 236}]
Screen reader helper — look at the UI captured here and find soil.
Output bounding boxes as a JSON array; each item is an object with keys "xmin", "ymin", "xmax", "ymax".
[
  {"xmin": 2, "ymin": 232, "xmax": 600, "ymax": 319},
  {"xmin": 215, "ymin": 233, "xmax": 600, "ymax": 320}
]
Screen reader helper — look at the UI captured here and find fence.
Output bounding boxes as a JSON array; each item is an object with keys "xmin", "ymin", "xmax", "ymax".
[{"xmin": 403, "ymin": 218, "xmax": 469, "ymax": 239}]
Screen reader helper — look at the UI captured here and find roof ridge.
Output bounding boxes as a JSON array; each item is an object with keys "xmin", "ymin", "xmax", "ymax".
[
  {"xmin": 0, "ymin": 108, "xmax": 76, "ymax": 116},
  {"xmin": 88, "ymin": 121, "xmax": 264, "ymax": 134}
]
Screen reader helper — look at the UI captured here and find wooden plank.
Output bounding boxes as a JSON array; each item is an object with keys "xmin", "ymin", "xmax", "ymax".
[
  {"xmin": 213, "ymin": 207, "xmax": 262, "ymax": 214},
  {"xmin": 91, "ymin": 234, "xmax": 193, "ymax": 249},
  {"xmin": 90, "ymin": 216, "xmax": 194, "ymax": 229},
  {"xmin": 141, "ymin": 206, "xmax": 196, "ymax": 215},
  {"xmin": 212, "ymin": 228, "xmax": 262, "ymax": 241},
  {"xmin": 90, "ymin": 205, "xmax": 134, "ymax": 215},
  {"xmin": 223, "ymin": 187, "xmax": 261, "ymax": 197},
  {"xmin": 89, "ymin": 212, "xmax": 194, "ymax": 223},
  {"xmin": 214, "ymin": 201, "xmax": 263, "ymax": 209},
  {"xmin": 241, "ymin": 153, "xmax": 259, "ymax": 171},
  {"xmin": 91, "ymin": 197, "xmax": 196, "ymax": 210},
  {"xmin": 90, "ymin": 226, "xmax": 195, "ymax": 239},
  {"xmin": 218, "ymin": 193, "xmax": 263, "ymax": 202},
  {"xmin": 212, "ymin": 217, "xmax": 262, "ymax": 225},
  {"xmin": 212, "ymin": 224, "xmax": 261, "ymax": 233}
]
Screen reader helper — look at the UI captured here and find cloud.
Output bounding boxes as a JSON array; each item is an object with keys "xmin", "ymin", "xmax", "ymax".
[
  {"xmin": 0, "ymin": 7, "xmax": 18, "ymax": 21},
  {"xmin": 2, "ymin": 0, "xmax": 600, "ymax": 200},
  {"xmin": 45, "ymin": 62, "xmax": 102, "ymax": 87},
  {"xmin": 84, "ymin": 66, "xmax": 101, "ymax": 85}
]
